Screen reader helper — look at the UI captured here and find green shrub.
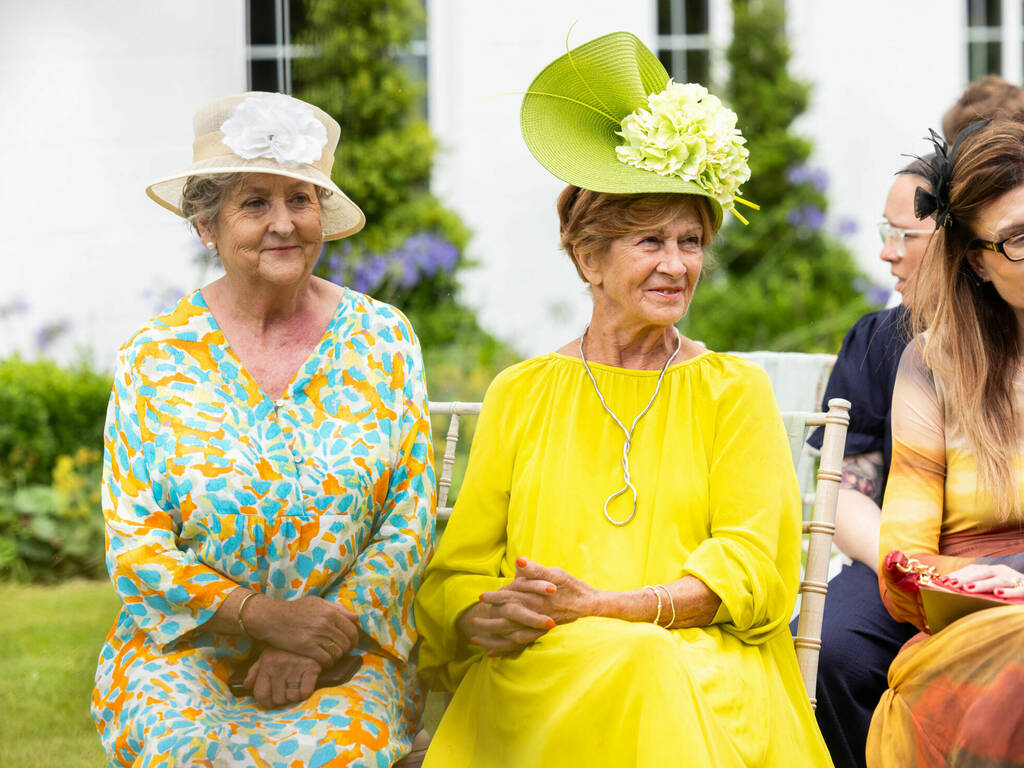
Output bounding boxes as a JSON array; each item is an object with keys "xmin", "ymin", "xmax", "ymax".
[
  {"xmin": 680, "ymin": 0, "xmax": 877, "ymax": 352},
  {"xmin": 0, "ymin": 357, "xmax": 110, "ymax": 486},
  {"xmin": 0, "ymin": 447, "xmax": 105, "ymax": 582}
]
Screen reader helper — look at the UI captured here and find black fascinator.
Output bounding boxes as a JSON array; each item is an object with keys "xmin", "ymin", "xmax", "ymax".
[{"xmin": 903, "ymin": 119, "xmax": 992, "ymax": 228}]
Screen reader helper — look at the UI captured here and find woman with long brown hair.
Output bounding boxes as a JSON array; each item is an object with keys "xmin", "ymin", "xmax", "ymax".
[{"xmin": 867, "ymin": 119, "xmax": 1024, "ymax": 767}]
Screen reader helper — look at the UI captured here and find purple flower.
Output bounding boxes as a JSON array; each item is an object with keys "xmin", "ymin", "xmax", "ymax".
[
  {"xmin": 867, "ymin": 285, "xmax": 892, "ymax": 306},
  {"xmin": 0, "ymin": 297, "xmax": 29, "ymax": 318},
  {"xmin": 786, "ymin": 165, "xmax": 828, "ymax": 192},
  {"xmin": 836, "ymin": 216, "xmax": 858, "ymax": 237},
  {"xmin": 787, "ymin": 205, "xmax": 825, "ymax": 231},
  {"xmin": 786, "ymin": 165, "xmax": 811, "ymax": 185},
  {"xmin": 342, "ymin": 233, "xmax": 459, "ymax": 294},
  {"xmin": 34, "ymin": 318, "xmax": 71, "ymax": 352}
]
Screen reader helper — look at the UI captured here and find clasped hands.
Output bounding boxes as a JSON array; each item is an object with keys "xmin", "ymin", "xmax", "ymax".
[
  {"xmin": 458, "ymin": 557, "xmax": 602, "ymax": 655},
  {"xmin": 237, "ymin": 593, "xmax": 359, "ymax": 709}
]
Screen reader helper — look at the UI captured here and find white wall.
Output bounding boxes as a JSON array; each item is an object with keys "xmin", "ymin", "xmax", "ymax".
[
  {"xmin": 0, "ymin": 0, "xmax": 246, "ymax": 370},
  {"xmin": 428, "ymin": 0, "xmax": 659, "ymax": 356},
  {"xmin": 787, "ymin": 0, "xmax": 963, "ymax": 289}
]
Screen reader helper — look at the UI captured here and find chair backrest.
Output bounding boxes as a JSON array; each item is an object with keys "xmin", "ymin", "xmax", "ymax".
[{"xmin": 426, "ymin": 397, "xmax": 850, "ymax": 706}]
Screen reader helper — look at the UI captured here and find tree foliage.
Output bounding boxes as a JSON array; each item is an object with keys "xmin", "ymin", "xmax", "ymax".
[
  {"xmin": 681, "ymin": 0, "xmax": 876, "ymax": 351},
  {"xmin": 294, "ymin": 0, "xmax": 513, "ymax": 375}
]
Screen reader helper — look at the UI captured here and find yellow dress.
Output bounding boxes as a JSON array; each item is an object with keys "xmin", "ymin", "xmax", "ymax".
[{"xmin": 414, "ymin": 352, "xmax": 832, "ymax": 767}]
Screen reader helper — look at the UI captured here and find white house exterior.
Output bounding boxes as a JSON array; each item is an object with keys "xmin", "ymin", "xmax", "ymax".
[{"xmin": 0, "ymin": 0, "xmax": 1012, "ymax": 365}]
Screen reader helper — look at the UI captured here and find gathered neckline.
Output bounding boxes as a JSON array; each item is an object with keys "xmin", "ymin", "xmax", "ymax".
[{"xmin": 548, "ymin": 349, "xmax": 714, "ymax": 377}]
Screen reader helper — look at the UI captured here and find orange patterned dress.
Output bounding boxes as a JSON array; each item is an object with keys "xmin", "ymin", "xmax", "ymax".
[
  {"xmin": 91, "ymin": 289, "xmax": 435, "ymax": 767},
  {"xmin": 867, "ymin": 342, "xmax": 1024, "ymax": 767}
]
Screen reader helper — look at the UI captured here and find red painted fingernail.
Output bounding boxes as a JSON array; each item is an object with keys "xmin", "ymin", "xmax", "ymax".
[
  {"xmin": 488, "ymin": 652, "xmax": 498, "ymax": 658},
  {"xmin": 995, "ymin": 589, "xmax": 1004, "ymax": 595},
  {"xmin": 546, "ymin": 585, "xmax": 557, "ymax": 594},
  {"xmin": 470, "ymin": 637, "xmax": 480, "ymax": 645},
  {"xmin": 516, "ymin": 557, "xmax": 527, "ymax": 567},
  {"xmin": 470, "ymin": 618, "xmax": 477, "ymax": 625},
  {"xmin": 967, "ymin": 584, "xmax": 976, "ymax": 590},
  {"xmin": 948, "ymin": 579, "xmax": 959, "ymax": 585},
  {"xmin": 545, "ymin": 619, "xmax": 555, "ymax": 629},
  {"xmin": 479, "ymin": 594, "xmax": 485, "ymax": 601}
]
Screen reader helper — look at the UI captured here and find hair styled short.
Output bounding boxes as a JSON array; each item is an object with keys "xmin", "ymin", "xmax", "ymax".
[
  {"xmin": 556, "ymin": 187, "xmax": 718, "ymax": 282},
  {"xmin": 912, "ymin": 119, "xmax": 1024, "ymax": 519},
  {"xmin": 941, "ymin": 75, "xmax": 1024, "ymax": 141},
  {"xmin": 180, "ymin": 173, "xmax": 333, "ymax": 234}
]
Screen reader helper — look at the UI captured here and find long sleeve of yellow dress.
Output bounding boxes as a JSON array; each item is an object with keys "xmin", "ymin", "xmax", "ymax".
[{"xmin": 414, "ymin": 352, "xmax": 831, "ymax": 767}]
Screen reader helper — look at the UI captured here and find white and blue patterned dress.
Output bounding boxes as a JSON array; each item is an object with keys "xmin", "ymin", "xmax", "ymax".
[{"xmin": 91, "ymin": 288, "xmax": 436, "ymax": 767}]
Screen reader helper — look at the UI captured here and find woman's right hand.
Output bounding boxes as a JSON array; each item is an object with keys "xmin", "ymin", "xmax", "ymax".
[
  {"xmin": 244, "ymin": 595, "xmax": 359, "ymax": 667},
  {"xmin": 457, "ymin": 593, "xmax": 555, "ymax": 654}
]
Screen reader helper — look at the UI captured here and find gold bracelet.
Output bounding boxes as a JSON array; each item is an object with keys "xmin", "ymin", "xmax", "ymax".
[
  {"xmin": 643, "ymin": 585, "xmax": 662, "ymax": 626},
  {"xmin": 654, "ymin": 584, "xmax": 676, "ymax": 628},
  {"xmin": 236, "ymin": 590, "xmax": 260, "ymax": 636}
]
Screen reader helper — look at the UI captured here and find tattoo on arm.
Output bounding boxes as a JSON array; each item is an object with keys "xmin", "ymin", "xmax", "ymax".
[{"xmin": 840, "ymin": 451, "xmax": 884, "ymax": 505}]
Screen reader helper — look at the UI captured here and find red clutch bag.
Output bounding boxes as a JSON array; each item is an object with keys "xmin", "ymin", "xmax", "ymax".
[{"xmin": 883, "ymin": 550, "xmax": 1024, "ymax": 633}]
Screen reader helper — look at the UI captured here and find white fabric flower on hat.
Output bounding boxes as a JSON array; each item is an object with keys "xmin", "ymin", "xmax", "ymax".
[
  {"xmin": 615, "ymin": 81, "xmax": 750, "ymax": 208},
  {"xmin": 220, "ymin": 93, "xmax": 328, "ymax": 169}
]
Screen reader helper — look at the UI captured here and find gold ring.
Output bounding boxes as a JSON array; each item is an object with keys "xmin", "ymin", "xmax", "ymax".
[
  {"xmin": 1013, "ymin": 577, "xmax": 1023, "ymax": 589},
  {"xmin": 325, "ymin": 642, "xmax": 339, "ymax": 655},
  {"xmin": 286, "ymin": 682, "xmax": 300, "ymax": 690}
]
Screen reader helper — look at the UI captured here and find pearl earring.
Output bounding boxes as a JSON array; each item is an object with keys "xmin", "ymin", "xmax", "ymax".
[{"xmin": 205, "ymin": 242, "xmax": 216, "ymax": 250}]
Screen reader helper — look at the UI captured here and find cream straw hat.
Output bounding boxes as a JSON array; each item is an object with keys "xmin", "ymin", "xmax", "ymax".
[{"xmin": 146, "ymin": 92, "xmax": 365, "ymax": 241}]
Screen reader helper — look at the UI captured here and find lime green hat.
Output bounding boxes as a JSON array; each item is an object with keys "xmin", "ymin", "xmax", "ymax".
[{"xmin": 520, "ymin": 31, "xmax": 756, "ymax": 230}]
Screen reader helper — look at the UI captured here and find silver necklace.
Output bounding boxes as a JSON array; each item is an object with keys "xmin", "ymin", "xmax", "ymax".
[{"xmin": 579, "ymin": 325, "xmax": 681, "ymax": 526}]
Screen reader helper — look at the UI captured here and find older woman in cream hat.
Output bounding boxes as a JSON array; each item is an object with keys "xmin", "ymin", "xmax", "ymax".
[
  {"xmin": 414, "ymin": 32, "xmax": 831, "ymax": 767},
  {"xmin": 91, "ymin": 92, "xmax": 435, "ymax": 767}
]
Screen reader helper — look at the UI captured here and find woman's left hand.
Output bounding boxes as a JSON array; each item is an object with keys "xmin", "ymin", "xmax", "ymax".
[
  {"xmin": 243, "ymin": 646, "xmax": 321, "ymax": 709},
  {"xmin": 945, "ymin": 563, "xmax": 1024, "ymax": 596},
  {"xmin": 482, "ymin": 557, "xmax": 604, "ymax": 625}
]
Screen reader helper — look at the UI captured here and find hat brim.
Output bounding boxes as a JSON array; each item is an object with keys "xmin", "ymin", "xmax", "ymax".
[
  {"xmin": 521, "ymin": 31, "xmax": 723, "ymax": 231},
  {"xmin": 146, "ymin": 156, "xmax": 365, "ymax": 242}
]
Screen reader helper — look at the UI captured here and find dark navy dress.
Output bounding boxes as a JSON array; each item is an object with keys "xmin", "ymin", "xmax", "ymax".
[{"xmin": 800, "ymin": 306, "xmax": 918, "ymax": 768}]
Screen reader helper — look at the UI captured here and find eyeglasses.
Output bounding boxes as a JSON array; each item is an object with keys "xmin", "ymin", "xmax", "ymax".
[
  {"xmin": 967, "ymin": 233, "xmax": 1024, "ymax": 262},
  {"xmin": 878, "ymin": 221, "xmax": 933, "ymax": 259}
]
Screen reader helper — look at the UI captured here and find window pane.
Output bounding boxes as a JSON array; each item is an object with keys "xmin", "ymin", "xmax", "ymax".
[
  {"xmin": 249, "ymin": 58, "xmax": 280, "ymax": 92},
  {"xmin": 988, "ymin": 0, "xmax": 1002, "ymax": 24},
  {"xmin": 658, "ymin": 49, "xmax": 680, "ymax": 78},
  {"xmin": 288, "ymin": 0, "xmax": 306, "ymax": 41},
  {"xmin": 968, "ymin": 40, "xmax": 1002, "ymax": 80},
  {"xmin": 686, "ymin": 49, "xmax": 710, "ymax": 85},
  {"xmin": 658, "ymin": 0, "xmax": 672, "ymax": 33},
  {"xmin": 968, "ymin": 0, "xmax": 1001, "ymax": 25},
  {"xmin": 685, "ymin": 0, "xmax": 709, "ymax": 35},
  {"xmin": 249, "ymin": 0, "xmax": 278, "ymax": 45}
]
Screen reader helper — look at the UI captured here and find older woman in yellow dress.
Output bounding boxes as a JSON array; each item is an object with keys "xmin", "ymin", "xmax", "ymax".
[
  {"xmin": 91, "ymin": 92, "xmax": 435, "ymax": 766},
  {"xmin": 414, "ymin": 33, "xmax": 831, "ymax": 767}
]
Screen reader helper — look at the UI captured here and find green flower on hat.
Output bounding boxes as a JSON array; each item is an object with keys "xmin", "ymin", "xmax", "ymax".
[{"xmin": 616, "ymin": 82, "xmax": 751, "ymax": 211}]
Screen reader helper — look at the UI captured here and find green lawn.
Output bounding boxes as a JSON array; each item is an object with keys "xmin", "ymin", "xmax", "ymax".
[{"xmin": 0, "ymin": 580, "xmax": 119, "ymax": 768}]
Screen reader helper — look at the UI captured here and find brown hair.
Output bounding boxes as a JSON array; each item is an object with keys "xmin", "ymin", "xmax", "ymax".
[
  {"xmin": 556, "ymin": 187, "xmax": 718, "ymax": 282},
  {"xmin": 912, "ymin": 119, "xmax": 1024, "ymax": 518},
  {"xmin": 941, "ymin": 75, "xmax": 1024, "ymax": 141}
]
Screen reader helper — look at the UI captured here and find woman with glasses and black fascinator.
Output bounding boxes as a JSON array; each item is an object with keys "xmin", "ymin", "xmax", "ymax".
[
  {"xmin": 865, "ymin": 119, "xmax": 1024, "ymax": 767},
  {"xmin": 414, "ymin": 32, "xmax": 831, "ymax": 767}
]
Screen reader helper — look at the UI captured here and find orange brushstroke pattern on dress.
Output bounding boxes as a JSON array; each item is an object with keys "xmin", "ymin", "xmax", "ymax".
[{"xmin": 91, "ymin": 288, "xmax": 436, "ymax": 767}]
